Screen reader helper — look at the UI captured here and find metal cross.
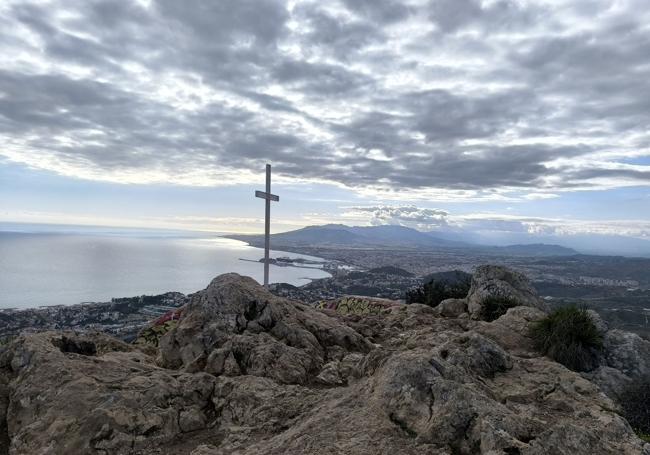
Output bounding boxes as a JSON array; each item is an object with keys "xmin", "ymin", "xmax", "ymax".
[{"xmin": 255, "ymin": 164, "xmax": 279, "ymax": 287}]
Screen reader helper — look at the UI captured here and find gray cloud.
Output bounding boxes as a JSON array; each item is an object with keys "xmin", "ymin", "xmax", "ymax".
[
  {"xmin": 428, "ymin": 0, "xmax": 537, "ymax": 34},
  {"xmin": 0, "ymin": 0, "xmax": 648, "ymax": 195},
  {"xmin": 349, "ymin": 205, "xmax": 650, "ymax": 255},
  {"xmin": 271, "ymin": 60, "xmax": 375, "ymax": 95},
  {"xmin": 294, "ymin": 7, "xmax": 385, "ymax": 61},
  {"xmin": 341, "ymin": 0, "xmax": 411, "ymax": 25},
  {"xmin": 351, "ymin": 205, "xmax": 450, "ymax": 227}
]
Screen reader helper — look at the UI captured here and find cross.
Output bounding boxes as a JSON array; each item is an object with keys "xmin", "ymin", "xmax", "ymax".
[{"xmin": 255, "ymin": 164, "xmax": 279, "ymax": 287}]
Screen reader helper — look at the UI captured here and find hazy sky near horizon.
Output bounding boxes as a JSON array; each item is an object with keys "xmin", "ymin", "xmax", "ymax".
[{"xmin": 1, "ymin": 0, "xmax": 650, "ymax": 247}]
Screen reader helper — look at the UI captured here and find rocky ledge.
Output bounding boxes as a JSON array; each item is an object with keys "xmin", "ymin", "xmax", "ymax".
[{"xmin": 1, "ymin": 267, "xmax": 649, "ymax": 454}]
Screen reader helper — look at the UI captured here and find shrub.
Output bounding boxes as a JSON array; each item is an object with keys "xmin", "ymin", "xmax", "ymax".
[
  {"xmin": 405, "ymin": 286, "xmax": 425, "ymax": 305},
  {"xmin": 619, "ymin": 378, "xmax": 650, "ymax": 441},
  {"xmin": 405, "ymin": 276, "xmax": 471, "ymax": 307},
  {"xmin": 530, "ymin": 305, "xmax": 602, "ymax": 372},
  {"xmin": 0, "ymin": 336, "xmax": 14, "ymax": 346},
  {"xmin": 479, "ymin": 295, "xmax": 520, "ymax": 322}
]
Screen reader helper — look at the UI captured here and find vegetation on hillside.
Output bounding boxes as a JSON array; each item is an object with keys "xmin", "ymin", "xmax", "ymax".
[
  {"xmin": 619, "ymin": 378, "xmax": 650, "ymax": 442},
  {"xmin": 479, "ymin": 295, "xmax": 520, "ymax": 322},
  {"xmin": 530, "ymin": 305, "xmax": 603, "ymax": 372},
  {"xmin": 405, "ymin": 274, "xmax": 471, "ymax": 307}
]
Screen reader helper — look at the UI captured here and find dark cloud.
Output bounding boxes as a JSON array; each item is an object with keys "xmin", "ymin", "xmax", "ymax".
[
  {"xmin": 156, "ymin": 0, "xmax": 289, "ymax": 45},
  {"xmin": 428, "ymin": 0, "xmax": 536, "ymax": 34},
  {"xmin": 340, "ymin": 0, "xmax": 411, "ymax": 25},
  {"xmin": 295, "ymin": 7, "xmax": 385, "ymax": 60},
  {"xmin": 271, "ymin": 60, "xmax": 375, "ymax": 95},
  {"xmin": 351, "ymin": 205, "xmax": 449, "ymax": 227},
  {"xmin": 0, "ymin": 0, "xmax": 648, "ymax": 194}
]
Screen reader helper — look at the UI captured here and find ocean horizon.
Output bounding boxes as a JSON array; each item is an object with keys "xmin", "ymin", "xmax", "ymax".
[{"xmin": 0, "ymin": 223, "xmax": 330, "ymax": 309}]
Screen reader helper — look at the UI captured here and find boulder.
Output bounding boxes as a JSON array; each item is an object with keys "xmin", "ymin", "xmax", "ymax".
[
  {"xmin": 159, "ymin": 273, "xmax": 372, "ymax": 384},
  {"xmin": 0, "ymin": 332, "xmax": 219, "ymax": 454},
  {"xmin": 467, "ymin": 265, "xmax": 549, "ymax": 320},
  {"xmin": 473, "ymin": 306, "xmax": 547, "ymax": 357},
  {"xmin": 584, "ymin": 328, "xmax": 650, "ymax": 403},
  {"xmin": 587, "ymin": 309, "xmax": 609, "ymax": 335},
  {"xmin": 600, "ymin": 329, "xmax": 650, "ymax": 379},
  {"xmin": 436, "ymin": 298, "xmax": 468, "ymax": 318}
]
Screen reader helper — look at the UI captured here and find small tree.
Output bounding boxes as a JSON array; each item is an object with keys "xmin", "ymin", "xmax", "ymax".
[
  {"xmin": 479, "ymin": 295, "xmax": 520, "ymax": 322},
  {"xmin": 530, "ymin": 305, "xmax": 603, "ymax": 372},
  {"xmin": 405, "ymin": 276, "xmax": 471, "ymax": 307}
]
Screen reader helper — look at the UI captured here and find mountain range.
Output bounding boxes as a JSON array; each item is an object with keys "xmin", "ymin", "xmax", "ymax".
[{"xmin": 228, "ymin": 224, "xmax": 578, "ymax": 257}]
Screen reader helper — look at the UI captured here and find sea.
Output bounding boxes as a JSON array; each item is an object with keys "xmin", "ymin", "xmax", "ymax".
[{"xmin": 0, "ymin": 223, "xmax": 331, "ymax": 309}]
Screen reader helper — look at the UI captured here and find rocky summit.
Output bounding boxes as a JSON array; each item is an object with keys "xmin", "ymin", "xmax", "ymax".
[{"xmin": 1, "ymin": 267, "xmax": 649, "ymax": 454}]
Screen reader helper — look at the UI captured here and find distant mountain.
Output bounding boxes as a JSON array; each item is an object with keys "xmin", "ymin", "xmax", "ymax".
[
  {"xmin": 228, "ymin": 224, "xmax": 468, "ymax": 249},
  {"xmin": 485, "ymin": 243, "xmax": 578, "ymax": 257},
  {"xmin": 228, "ymin": 224, "xmax": 578, "ymax": 257}
]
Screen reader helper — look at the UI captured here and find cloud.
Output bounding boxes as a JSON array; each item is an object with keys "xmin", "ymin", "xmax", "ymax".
[
  {"xmin": 428, "ymin": 0, "xmax": 537, "ymax": 34},
  {"xmin": 348, "ymin": 205, "xmax": 650, "ymax": 242},
  {"xmin": 350, "ymin": 205, "xmax": 449, "ymax": 227},
  {"xmin": 0, "ymin": 0, "xmax": 648, "ymax": 198},
  {"xmin": 340, "ymin": 0, "xmax": 412, "ymax": 25}
]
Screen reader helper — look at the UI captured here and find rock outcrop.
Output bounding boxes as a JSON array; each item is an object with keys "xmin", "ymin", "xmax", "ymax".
[
  {"xmin": 467, "ymin": 265, "xmax": 550, "ymax": 319},
  {"xmin": 158, "ymin": 274, "xmax": 372, "ymax": 384},
  {"xmin": 585, "ymin": 328, "xmax": 650, "ymax": 401},
  {"xmin": 0, "ymin": 271, "xmax": 648, "ymax": 455}
]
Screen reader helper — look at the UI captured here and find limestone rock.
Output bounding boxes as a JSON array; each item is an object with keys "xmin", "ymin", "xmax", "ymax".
[
  {"xmin": 0, "ymin": 331, "xmax": 219, "ymax": 454},
  {"xmin": 0, "ymin": 273, "xmax": 646, "ymax": 455},
  {"xmin": 601, "ymin": 329, "xmax": 650, "ymax": 379},
  {"xmin": 315, "ymin": 360, "xmax": 343, "ymax": 385},
  {"xmin": 585, "ymin": 328, "xmax": 650, "ymax": 403},
  {"xmin": 467, "ymin": 265, "xmax": 550, "ymax": 319},
  {"xmin": 436, "ymin": 298, "xmax": 468, "ymax": 317},
  {"xmin": 158, "ymin": 274, "xmax": 372, "ymax": 385},
  {"xmin": 587, "ymin": 309, "xmax": 609, "ymax": 334},
  {"xmin": 474, "ymin": 306, "xmax": 547, "ymax": 357},
  {"xmin": 582, "ymin": 365, "xmax": 633, "ymax": 402}
]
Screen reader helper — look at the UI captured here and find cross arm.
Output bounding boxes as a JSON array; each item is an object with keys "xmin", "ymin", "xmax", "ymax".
[{"xmin": 255, "ymin": 190, "xmax": 279, "ymax": 202}]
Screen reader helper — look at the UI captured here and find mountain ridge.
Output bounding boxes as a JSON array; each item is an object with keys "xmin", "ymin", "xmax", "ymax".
[{"xmin": 227, "ymin": 224, "xmax": 578, "ymax": 256}]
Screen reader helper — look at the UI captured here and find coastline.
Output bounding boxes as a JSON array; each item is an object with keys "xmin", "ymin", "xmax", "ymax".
[{"xmin": 0, "ymin": 230, "xmax": 333, "ymax": 310}]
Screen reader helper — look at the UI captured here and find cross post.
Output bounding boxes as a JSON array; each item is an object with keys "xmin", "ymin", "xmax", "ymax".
[{"xmin": 255, "ymin": 164, "xmax": 279, "ymax": 287}]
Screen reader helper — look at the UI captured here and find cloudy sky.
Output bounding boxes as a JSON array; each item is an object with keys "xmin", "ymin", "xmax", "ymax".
[{"xmin": 1, "ymin": 0, "xmax": 649, "ymax": 253}]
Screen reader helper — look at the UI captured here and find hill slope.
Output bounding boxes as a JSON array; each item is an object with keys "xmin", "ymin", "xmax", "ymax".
[{"xmin": 228, "ymin": 224, "xmax": 467, "ymax": 249}]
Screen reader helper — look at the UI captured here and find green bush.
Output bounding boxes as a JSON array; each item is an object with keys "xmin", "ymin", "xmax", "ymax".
[
  {"xmin": 619, "ymin": 378, "xmax": 650, "ymax": 441},
  {"xmin": 479, "ymin": 295, "xmax": 520, "ymax": 322},
  {"xmin": 530, "ymin": 305, "xmax": 602, "ymax": 372},
  {"xmin": 405, "ymin": 276, "xmax": 471, "ymax": 307}
]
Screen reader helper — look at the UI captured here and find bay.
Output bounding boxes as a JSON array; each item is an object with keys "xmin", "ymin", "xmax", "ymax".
[{"xmin": 0, "ymin": 224, "xmax": 330, "ymax": 309}]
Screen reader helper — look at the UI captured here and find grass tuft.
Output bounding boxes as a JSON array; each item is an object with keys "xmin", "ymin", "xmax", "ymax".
[{"xmin": 530, "ymin": 305, "xmax": 602, "ymax": 372}]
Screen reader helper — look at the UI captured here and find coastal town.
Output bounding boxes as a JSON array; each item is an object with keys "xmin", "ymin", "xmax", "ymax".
[
  {"xmin": 3, "ymin": 247, "xmax": 650, "ymax": 343},
  {"xmin": 0, "ymin": 292, "xmax": 188, "ymax": 342}
]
